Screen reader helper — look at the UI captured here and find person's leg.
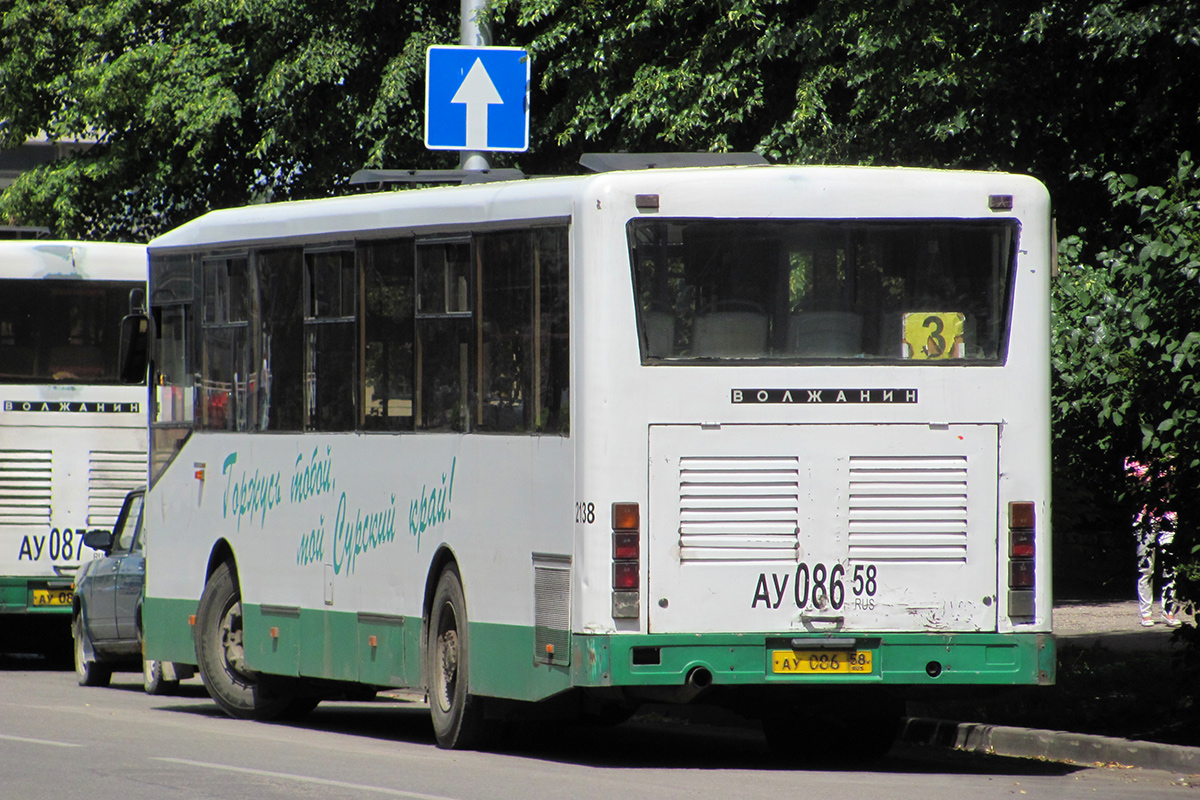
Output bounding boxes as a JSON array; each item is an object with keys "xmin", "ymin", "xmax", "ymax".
[
  {"xmin": 1137, "ymin": 521, "xmax": 1156, "ymax": 625},
  {"xmin": 1159, "ymin": 527, "xmax": 1180, "ymax": 626}
]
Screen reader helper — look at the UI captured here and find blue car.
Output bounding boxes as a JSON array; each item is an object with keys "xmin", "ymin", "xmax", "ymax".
[{"xmin": 72, "ymin": 487, "xmax": 195, "ymax": 693}]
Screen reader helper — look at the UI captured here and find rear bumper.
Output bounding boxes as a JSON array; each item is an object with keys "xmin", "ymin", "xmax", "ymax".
[
  {"xmin": 573, "ymin": 631, "xmax": 1055, "ymax": 688},
  {"xmin": 0, "ymin": 576, "xmax": 74, "ymax": 614}
]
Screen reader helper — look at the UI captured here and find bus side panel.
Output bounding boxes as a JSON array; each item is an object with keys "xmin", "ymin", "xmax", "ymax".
[{"xmin": 144, "ymin": 432, "xmax": 575, "ymax": 701}]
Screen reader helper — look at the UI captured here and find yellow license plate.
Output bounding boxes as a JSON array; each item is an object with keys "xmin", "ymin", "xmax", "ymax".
[
  {"xmin": 772, "ymin": 650, "xmax": 872, "ymax": 674},
  {"xmin": 32, "ymin": 589, "xmax": 73, "ymax": 607}
]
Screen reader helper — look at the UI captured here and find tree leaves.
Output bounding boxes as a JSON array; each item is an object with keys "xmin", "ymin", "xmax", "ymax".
[{"xmin": 0, "ymin": 0, "xmax": 456, "ymax": 238}]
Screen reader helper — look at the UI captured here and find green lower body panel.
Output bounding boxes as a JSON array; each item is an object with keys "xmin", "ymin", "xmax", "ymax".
[
  {"xmin": 574, "ymin": 631, "xmax": 1055, "ymax": 688},
  {"xmin": 0, "ymin": 576, "xmax": 74, "ymax": 615},
  {"xmin": 146, "ymin": 598, "xmax": 573, "ymax": 702},
  {"xmin": 145, "ymin": 593, "xmax": 1055, "ymax": 702},
  {"xmin": 141, "ymin": 596, "xmax": 200, "ymax": 664}
]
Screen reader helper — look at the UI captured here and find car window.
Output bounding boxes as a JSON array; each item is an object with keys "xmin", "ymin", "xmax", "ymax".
[{"xmin": 112, "ymin": 493, "xmax": 144, "ymax": 553}]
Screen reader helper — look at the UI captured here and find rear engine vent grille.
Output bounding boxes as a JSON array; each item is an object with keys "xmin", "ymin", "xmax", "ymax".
[
  {"xmin": 88, "ymin": 450, "xmax": 146, "ymax": 527},
  {"xmin": 677, "ymin": 455, "xmax": 800, "ymax": 562},
  {"xmin": 0, "ymin": 450, "xmax": 52, "ymax": 527},
  {"xmin": 847, "ymin": 455, "xmax": 968, "ymax": 562}
]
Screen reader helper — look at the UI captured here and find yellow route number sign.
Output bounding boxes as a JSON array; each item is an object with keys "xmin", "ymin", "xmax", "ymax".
[{"xmin": 902, "ymin": 312, "xmax": 965, "ymax": 360}]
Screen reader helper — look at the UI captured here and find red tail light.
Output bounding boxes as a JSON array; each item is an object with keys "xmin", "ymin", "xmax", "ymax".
[
  {"xmin": 613, "ymin": 561, "xmax": 639, "ymax": 590},
  {"xmin": 1010, "ymin": 529, "xmax": 1035, "ymax": 558},
  {"xmin": 611, "ymin": 502, "xmax": 640, "ymax": 619},
  {"xmin": 613, "ymin": 531, "xmax": 639, "ymax": 560},
  {"xmin": 1009, "ymin": 560, "xmax": 1035, "ymax": 588},
  {"xmin": 1007, "ymin": 501, "xmax": 1036, "ymax": 619}
]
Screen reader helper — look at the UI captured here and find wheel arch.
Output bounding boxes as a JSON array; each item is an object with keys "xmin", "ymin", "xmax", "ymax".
[
  {"xmin": 206, "ymin": 539, "xmax": 237, "ymax": 582},
  {"xmin": 421, "ymin": 545, "xmax": 461, "ymax": 687}
]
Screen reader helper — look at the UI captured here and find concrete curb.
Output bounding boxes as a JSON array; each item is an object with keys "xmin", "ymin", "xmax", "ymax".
[{"xmin": 902, "ymin": 717, "xmax": 1200, "ymax": 774}]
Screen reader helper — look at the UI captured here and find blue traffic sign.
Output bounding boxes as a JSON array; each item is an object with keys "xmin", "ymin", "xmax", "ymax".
[{"xmin": 425, "ymin": 46, "xmax": 529, "ymax": 152}]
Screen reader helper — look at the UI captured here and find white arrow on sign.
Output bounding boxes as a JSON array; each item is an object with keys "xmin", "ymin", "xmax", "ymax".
[{"xmin": 451, "ymin": 58, "xmax": 503, "ymax": 149}]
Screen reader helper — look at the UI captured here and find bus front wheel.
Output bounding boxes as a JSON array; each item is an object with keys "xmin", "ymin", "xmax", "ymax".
[
  {"xmin": 427, "ymin": 565, "xmax": 493, "ymax": 749},
  {"xmin": 195, "ymin": 560, "xmax": 311, "ymax": 721}
]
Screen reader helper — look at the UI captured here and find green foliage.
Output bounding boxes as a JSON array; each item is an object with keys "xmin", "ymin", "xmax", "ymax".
[
  {"xmin": 0, "ymin": 0, "xmax": 456, "ymax": 239},
  {"xmin": 1053, "ymin": 153, "xmax": 1200, "ymax": 601}
]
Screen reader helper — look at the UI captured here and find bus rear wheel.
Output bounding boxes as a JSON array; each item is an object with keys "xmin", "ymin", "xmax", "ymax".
[
  {"xmin": 195, "ymin": 560, "xmax": 311, "ymax": 721},
  {"xmin": 428, "ymin": 565, "xmax": 493, "ymax": 749}
]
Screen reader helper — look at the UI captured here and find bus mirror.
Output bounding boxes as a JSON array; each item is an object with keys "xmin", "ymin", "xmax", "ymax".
[{"xmin": 119, "ymin": 313, "xmax": 150, "ymax": 384}]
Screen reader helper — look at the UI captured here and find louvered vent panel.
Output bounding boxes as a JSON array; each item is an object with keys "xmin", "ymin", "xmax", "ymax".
[
  {"xmin": 678, "ymin": 455, "xmax": 800, "ymax": 562},
  {"xmin": 88, "ymin": 450, "xmax": 147, "ymax": 527},
  {"xmin": 848, "ymin": 455, "xmax": 968, "ymax": 562},
  {"xmin": 0, "ymin": 450, "xmax": 52, "ymax": 526},
  {"xmin": 533, "ymin": 554, "xmax": 571, "ymax": 666}
]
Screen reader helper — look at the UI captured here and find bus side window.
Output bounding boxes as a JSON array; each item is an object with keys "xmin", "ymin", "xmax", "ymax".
[
  {"xmin": 534, "ymin": 227, "xmax": 569, "ymax": 434},
  {"xmin": 415, "ymin": 241, "xmax": 472, "ymax": 432},
  {"xmin": 359, "ymin": 240, "xmax": 415, "ymax": 431},
  {"xmin": 477, "ymin": 231, "xmax": 533, "ymax": 432},
  {"xmin": 304, "ymin": 249, "xmax": 356, "ymax": 432},
  {"xmin": 474, "ymin": 227, "xmax": 570, "ymax": 434},
  {"xmin": 199, "ymin": 257, "xmax": 250, "ymax": 431},
  {"xmin": 257, "ymin": 248, "xmax": 305, "ymax": 431}
]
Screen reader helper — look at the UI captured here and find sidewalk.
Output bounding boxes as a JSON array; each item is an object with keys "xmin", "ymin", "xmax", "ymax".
[
  {"xmin": 902, "ymin": 600, "xmax": 1199, "ymax": 773},
  {"xmin": 1053, "ymin": 598, "xmax": 1185, "ymax": 651}
]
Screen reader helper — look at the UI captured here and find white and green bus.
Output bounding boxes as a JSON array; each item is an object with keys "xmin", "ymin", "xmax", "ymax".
[
  {"xmin": 135, "ymin": 161, "xmax": 1054, "ymax": 754},
  {"xmin": 0, "ymin": 240, "xmax": 147, "ymax": 636}
]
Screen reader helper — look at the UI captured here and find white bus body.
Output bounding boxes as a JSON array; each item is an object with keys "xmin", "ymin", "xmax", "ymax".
[
  {"xmin": 0, "ymin": 241, "xmax": 148, "ymax": 622},
  {"xmin": 140, "ymin": 165, "xmax": 1054, "ymax": 752}
]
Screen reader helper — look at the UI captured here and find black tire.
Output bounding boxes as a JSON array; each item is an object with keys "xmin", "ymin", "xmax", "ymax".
[
  {"xmin": 427, "ymin": 565, "xmax": 493, "ymax": 749},
  {"xmin": 143, "ymin": 657, "xmax": 179, "ymax": 696},
  {"xmin": 73, "ymin": 612, "xmax": 112, "ymax": 688},
  {"xmin": 140, "ymin": 624, "xmax": 180, "ymax": 696},
  {"xmin": 194, "ymin": 560, "xmax": 308, "ymax": 720}
]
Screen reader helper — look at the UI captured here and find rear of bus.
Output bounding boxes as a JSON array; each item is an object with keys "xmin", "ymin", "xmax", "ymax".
[
  {"xmin": 570, "ymin": 166, "xmax": 1053, "ymax": 751},
  {"xmin": 0, "ymin": 242, "xmax": 147, "ymax": 635}
]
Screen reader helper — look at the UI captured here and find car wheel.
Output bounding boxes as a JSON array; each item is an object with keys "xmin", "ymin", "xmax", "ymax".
[
  {"xmin": 73, "ymin": 612, "xmax": 112, "ymax": 688},
  {"xmin": 143, "ymin": 656, "xmax": 180, "ymax": 696}
]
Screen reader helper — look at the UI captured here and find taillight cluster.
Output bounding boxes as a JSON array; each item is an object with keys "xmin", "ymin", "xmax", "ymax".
[
  {"xmin": 612, "ymin": 502, "xmax": 640, "ymax": 619},
  {"xmin": 1007, "ymin": 501, "xmax": 1035, "ymax": 619}
]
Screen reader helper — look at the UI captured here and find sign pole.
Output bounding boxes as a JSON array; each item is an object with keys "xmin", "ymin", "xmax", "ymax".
[{"xmin": 459, "ymin": 0, "xmax": 490, "ymax": 171}]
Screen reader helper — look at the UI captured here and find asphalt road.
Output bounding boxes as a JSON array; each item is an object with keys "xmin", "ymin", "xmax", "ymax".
[{"xmin": 0, "ymin": 665, "xmax": 1193, "ymax": 800}]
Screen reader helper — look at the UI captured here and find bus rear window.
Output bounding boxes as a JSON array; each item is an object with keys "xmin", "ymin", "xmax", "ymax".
[
  {"xmin": 629, "ymin": 219, "xmax": 1017, "ymax": 363},
  {"xmin": 0, "ymin": 279, "xmax": 141, "ymax": 383}
]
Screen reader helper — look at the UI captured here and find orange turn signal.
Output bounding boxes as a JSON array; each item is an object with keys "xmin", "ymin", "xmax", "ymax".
[{"xmin": 612, "ymin": 502, "xmax": 640, "ymax": 531}]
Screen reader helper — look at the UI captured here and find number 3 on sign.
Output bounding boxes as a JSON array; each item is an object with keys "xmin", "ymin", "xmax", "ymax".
[{"xmin": 902, "ymin": 312, "xmax": 965, "ymax": 360}]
